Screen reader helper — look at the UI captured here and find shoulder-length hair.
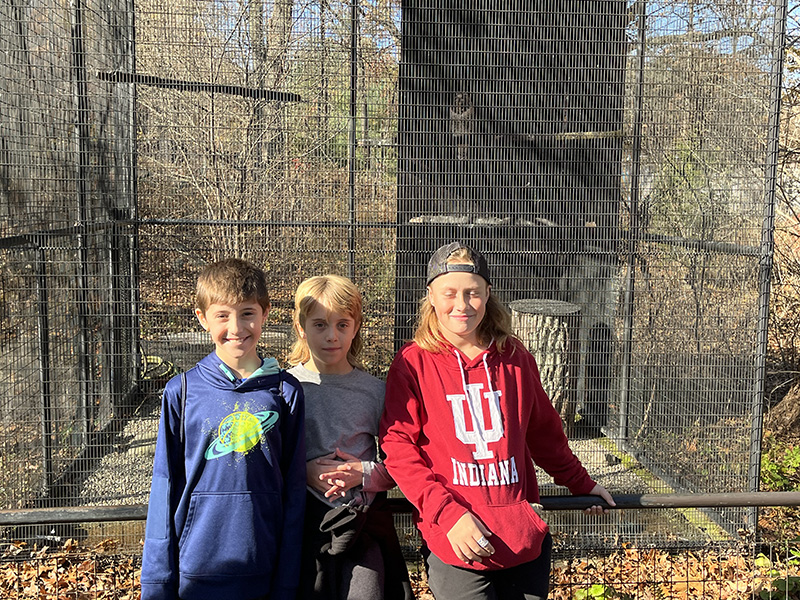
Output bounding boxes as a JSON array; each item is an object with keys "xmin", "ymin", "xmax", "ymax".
[{"xmin": 288, "ymin": 274, "xmax": 364, "ymax": 368}]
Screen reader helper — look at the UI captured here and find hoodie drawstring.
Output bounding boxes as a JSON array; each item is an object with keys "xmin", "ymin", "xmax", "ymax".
[
  {"xmin": 481, "ymin": 353, "xmax": 497, "ymax": 403},
  {"xmin": 453, "ymin": 347, "xmax": 502, "ymax": 430},
  {"xmin": 454, "ymin": 350, "xmax": 470, "ymax": 403},
  {"xmin": 453, "ymin": 348, "xmax": 498, "ymax": 402}
]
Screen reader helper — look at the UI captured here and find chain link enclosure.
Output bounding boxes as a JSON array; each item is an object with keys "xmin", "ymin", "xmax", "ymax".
[{"xmin": 0, "ymin": 0, "xmax": 788, "ymax": 568}]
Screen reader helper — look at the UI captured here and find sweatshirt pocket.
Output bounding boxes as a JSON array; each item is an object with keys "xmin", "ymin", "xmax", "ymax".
[
  {"xmin": 144, "ymin": 476, "xmax": 169, "ymax": 540},
  {"xmin": 479, "ymin": 500, "xmax": 549, "ymax": 568},
  {"xmin": 178, "ymin": 491, "xmax": 281, "ymax": 577}
]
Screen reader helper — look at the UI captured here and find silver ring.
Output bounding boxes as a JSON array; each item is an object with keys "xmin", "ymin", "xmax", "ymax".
[{"xmin": 477, "ymin": 536, "xmax": 489, "ymax": 549}]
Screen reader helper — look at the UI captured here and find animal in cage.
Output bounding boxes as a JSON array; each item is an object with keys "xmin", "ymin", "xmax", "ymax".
[{"xmin": 449, "ymin": 92, "xmax": 475, "ymax": 161}]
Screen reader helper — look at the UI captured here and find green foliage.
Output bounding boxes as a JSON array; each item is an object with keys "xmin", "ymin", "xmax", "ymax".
[
  {"xmin": 574, "ymin": 584, "xmax": 634, "ymax": 600},
  {"xmin": 762, "ymin": 433, "xmax": 800, "ymax": 492},
  {"xmin": 757, "ymin": 549, "xmax": 800, "ymax": 599}
]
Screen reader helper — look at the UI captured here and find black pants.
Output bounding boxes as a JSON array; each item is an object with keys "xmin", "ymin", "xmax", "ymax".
[
  {"xmin": 298, "ymin": 492, "xmax": 413, "ymax": 600},
  {"xmin": 423, "ymin": 533, "xmax": 552, "ymax": 600}
]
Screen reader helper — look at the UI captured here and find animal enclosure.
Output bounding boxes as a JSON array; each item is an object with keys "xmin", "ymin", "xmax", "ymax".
[{"xmin": 0, "ymin": 0, "xmax": 788, "ymax": 576}]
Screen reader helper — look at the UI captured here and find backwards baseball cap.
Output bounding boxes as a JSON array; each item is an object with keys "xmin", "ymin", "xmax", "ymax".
[{"xmin": 426, "ymin": 242, "xmax": 492, "ymax": 287}]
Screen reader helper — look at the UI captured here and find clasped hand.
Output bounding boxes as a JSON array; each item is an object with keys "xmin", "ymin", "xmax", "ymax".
[{"xmin": 306, "ymin": 448, "xmax": 364, "ymax": 498}]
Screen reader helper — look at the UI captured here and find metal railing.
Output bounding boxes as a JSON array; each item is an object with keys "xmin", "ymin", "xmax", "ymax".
[{"xmin": 2, "ymin": 492, "xmax": 799, "ymax": 527}]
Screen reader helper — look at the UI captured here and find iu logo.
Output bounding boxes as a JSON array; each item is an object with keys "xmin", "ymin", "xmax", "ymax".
[{"xmin": 447, "ymin": 384, "xmax": 503, "ymax": 459}]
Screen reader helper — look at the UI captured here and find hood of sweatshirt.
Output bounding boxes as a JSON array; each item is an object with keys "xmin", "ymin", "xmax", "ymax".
[{"xmin": 194, "ymin": 351, "xmax": 281, "ymax": 391}]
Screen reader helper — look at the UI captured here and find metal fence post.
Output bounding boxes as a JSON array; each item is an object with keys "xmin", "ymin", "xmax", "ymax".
[
  {"xmin": 348, "ymin": 0, "xmax": 359, "ymax": 280},
  {"xmin": 749, "ymin": 0, "xmax": 789, "ymax": 531},
  {"xmin": 70, "ymin": 0, "xmax": 93, "ymax": 445},
  {"xmin": 35, "ymin": 242, "xmax": 54, "ymax": 493},
  {"xmin": 619, "ymin": 0, "xmax": 647, "ymax": 443}
]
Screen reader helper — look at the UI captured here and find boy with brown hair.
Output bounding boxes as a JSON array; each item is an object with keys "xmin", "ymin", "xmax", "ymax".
[{"xmin": 141, "ymin": 258, "xmax": 306, "ymax": 600}]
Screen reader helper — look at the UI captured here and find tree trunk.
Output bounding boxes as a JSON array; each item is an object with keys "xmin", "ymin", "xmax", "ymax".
[{"xmin": 510, "ymin": 299, "xmax": 582, "ymax": 434}]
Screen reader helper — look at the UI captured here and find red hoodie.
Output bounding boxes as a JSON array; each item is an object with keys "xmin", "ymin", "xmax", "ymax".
[{"xmin": 379, "ymin": 338, "xmax": 596, "ymax": 570}]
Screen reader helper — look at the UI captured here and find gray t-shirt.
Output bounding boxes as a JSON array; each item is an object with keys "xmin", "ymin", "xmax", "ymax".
[{"xmin": 288, "ymin": 363, "xmax": 395, "ymax": 506}]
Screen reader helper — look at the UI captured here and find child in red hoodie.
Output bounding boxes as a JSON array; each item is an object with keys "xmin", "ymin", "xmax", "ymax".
[{"xmin": 379, "ymin": 242, "xmax": 614, "ymax": 600}]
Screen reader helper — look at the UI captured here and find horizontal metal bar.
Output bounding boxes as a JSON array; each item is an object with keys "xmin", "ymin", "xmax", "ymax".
[
  {"xmin": 134, "ymin": 218, "xmax": 400, "ymax": 228},
  {"xmin": 97, "ymin": 71, "xmax": 303, "ymax": 103},
  {"xmin": 0, "ymin": 221, "xmax": 122, "ymax": 249},
  {"xmin": 540, "ymin": 492, "xmax": 800, "ymax": 510},
  {"xmin": 0, "ymin": 505, "xmax": 148, "ymax": 526},
  {"xmin": 2, "ymin": 492, "xmax": 799, "ymax": 527},
  {"xmin": 2, "ymin": 220, "xmax": 758, "ymax": 260}
]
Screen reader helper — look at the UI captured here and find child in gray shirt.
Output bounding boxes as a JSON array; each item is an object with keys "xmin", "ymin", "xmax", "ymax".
[{"xmin": 288, "ymin": 274, "xmax": 412, "ymax": 600}]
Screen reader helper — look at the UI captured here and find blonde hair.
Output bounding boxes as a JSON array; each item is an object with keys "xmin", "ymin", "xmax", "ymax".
[
  {"xmin": 414, "ymin": 248, "xmax": 515, "ymax": 354},
  {"xmin": 195, "ymin": 258, "xmax": 270, "ymax": 314},
  {"xmin": 288, "ymin": 274, "xmax": 364, "ymax": 368}
]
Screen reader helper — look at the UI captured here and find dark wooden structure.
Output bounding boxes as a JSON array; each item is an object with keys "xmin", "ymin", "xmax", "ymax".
[{"xmin": 393, "ymin": 2, "xmax": 628, "ymax": 432}]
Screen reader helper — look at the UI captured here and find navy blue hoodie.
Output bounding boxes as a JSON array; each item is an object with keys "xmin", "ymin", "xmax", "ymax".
[{"xmin": 141, "ymin": 352, "xmax": 306, "ymax": 600}]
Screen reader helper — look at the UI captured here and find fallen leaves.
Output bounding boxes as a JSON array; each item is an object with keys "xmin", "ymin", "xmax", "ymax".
[
  {"xmin": 1, "ymin": 539, "xmax": 138, "ymax": 599},
  {"xmin": 550, "ymin": 543, "xmax": 800, "ymax": 600},
  {"xmin": 0, "ymin": 538, "xmax": 798, "ymax": 599}
]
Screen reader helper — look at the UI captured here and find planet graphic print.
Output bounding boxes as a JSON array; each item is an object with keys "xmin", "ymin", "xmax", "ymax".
[{"xmin": 205, "ymin": 410, "xmax": 279, "ymax": 460}]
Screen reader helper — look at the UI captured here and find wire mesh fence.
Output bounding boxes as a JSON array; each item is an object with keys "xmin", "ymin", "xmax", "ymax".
[
  {"xmin": 1, "ymin": 532, "xmax": 799, "ymax": 599},
  {"xmin": 0, "ymin": 0, "xmax": 794, "ymax": 594}
]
